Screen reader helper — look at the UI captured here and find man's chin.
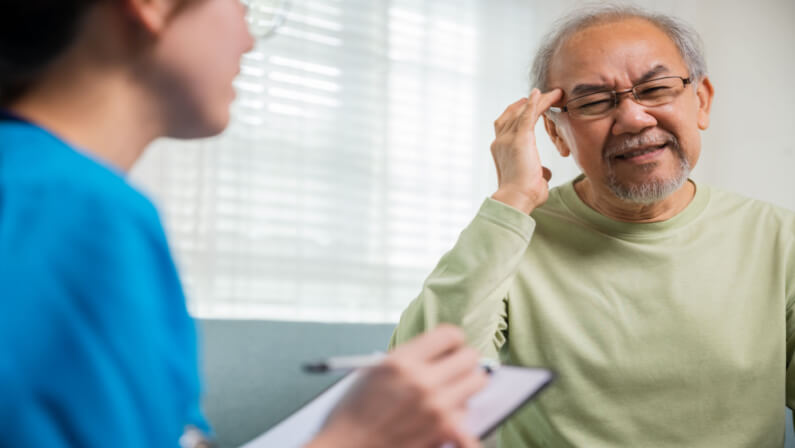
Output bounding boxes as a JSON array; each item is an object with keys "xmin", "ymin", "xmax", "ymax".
[
  {"xmin": 607, "ymin": 175, "xmax": 689, "ymax": 205},
  {"xmin": 605, "ymin": 151, "xmax": 691, "ymax": 204}
]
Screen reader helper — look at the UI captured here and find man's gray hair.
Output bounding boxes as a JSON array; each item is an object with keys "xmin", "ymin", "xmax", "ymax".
[{"xmin": 530, "ymin": 4, "xmax": 707, "ymax": 92}]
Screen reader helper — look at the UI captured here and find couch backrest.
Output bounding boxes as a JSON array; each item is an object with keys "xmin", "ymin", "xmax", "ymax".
[{"xmin": 199, "ymin": 319, "xmax": 395, "ymax": 447}]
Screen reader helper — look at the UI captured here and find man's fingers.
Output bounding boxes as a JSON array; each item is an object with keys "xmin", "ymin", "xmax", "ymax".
[
  {"xmin": 538, "ymin": 88, "xmax": 564, "ymax": 112},
  {"xmin": 392, "ymin": 324, "xmax": 466, "ymax": 362},
  {"xmin": 512, "ymin": 88, "xmax": 541, "ymax": 133},
  {"xmin": 494, "ymin": 97, "xmax": 528, "ymax": 134},
  {"xmin": 496, "ymin": 89, "xmax": 563, "ymax": 135},
  {"xmin": 515, "ymin": 88, "xmax": 563, "ymax": 134}
]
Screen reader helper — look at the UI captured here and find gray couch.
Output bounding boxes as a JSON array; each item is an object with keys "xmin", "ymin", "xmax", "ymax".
[
  {"xmin": 199, "ymin": 319, "xmax": 795, "ymax": 447},
  {"xmin": 200, "ymin": 319, "xmax": 395, "ymax": 447}
]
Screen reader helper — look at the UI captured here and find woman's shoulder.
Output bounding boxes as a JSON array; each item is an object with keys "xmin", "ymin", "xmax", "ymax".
[{"xmin": 1, "ymin": 121, "xmax": 160, "ymax": 227}]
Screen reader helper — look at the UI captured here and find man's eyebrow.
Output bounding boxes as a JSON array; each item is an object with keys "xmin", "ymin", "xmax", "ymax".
[
  {"xmin": 637, "ymin": 64, "xmax": 671, "ymax": 83},
  {"xmin": 570, "ymin": 83, "xmax": 611, "ymax": 98},
  {"xmin": 568, "ymin": 65, "xmax": 673, "ymax": 98}
]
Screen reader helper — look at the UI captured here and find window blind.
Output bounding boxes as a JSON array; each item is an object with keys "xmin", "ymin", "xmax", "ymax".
[{"xmin": 130, "ymin": 0, "xmax": 578, "ymax": 322}]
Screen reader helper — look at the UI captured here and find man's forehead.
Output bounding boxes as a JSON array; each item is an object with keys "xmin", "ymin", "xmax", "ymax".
[{"xmin": 547, "ymin": 17, "xmax": 688, "ymax": 90}]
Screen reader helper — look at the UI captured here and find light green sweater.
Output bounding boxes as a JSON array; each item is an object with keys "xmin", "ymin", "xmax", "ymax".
[{"xmin": 390, "ymin": 178, "xmax": 795, "ymax": 447}]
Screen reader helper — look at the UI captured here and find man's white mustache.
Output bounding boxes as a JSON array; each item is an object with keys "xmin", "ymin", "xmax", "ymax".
[{"xmin": 604, "ymin": 130, "xmax": 678, "ymax": 159}]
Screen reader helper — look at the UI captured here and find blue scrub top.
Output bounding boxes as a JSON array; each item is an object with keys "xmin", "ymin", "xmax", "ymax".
[{"xmin": 0, "ymin": 115, "xmax": 208, "ymax": 446}]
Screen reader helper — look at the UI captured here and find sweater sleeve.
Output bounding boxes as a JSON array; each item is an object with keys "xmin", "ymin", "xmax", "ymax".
[
  {"xmin": 784, "ymin": 221, "xmax": 795, "ymax": 419},
  {"xmin": 389, "ymin": 198, "xmax": 536, "ymax": 358}
]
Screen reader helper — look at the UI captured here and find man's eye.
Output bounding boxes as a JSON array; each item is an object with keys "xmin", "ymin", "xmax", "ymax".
[
  {"xmin": 638, "ymin": 86, "xmax": 673, "ymax": 97},
  {"xmin": 576, "ymin": 99, "xmax": 611, "ymax": 110}
]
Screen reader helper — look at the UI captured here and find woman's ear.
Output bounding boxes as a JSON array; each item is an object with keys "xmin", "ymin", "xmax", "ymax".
[
  {"xmin": 543, "ymin": 113, "xmax": 571, "ymax": 157},
  {"xmin": 122, "ymin": 0, "xmax": 178, "ymax": 34}
]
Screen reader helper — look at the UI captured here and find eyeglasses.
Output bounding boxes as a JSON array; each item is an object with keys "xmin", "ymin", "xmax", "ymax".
[
  {"xmin": 548, "ymin": 76, "xmax": 692, "ymax": 120},
  {"xmin": 243, "ymin": 0, "xmax": 291, "ymax": 39}
]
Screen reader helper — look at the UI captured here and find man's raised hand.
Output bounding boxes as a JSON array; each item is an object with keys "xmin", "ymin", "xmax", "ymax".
[{"xmin": 490, "ymin": 88, "xmax": 563, "ymax": 214}]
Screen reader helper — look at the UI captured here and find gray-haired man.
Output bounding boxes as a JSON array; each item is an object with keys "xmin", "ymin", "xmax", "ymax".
[{"xmin": 391, "ymin": 6, "xmax": 795, "ymax": 447}]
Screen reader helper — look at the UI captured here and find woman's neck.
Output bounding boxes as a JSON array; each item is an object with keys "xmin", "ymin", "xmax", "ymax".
[{"xmin": 10, "ymin": 68, "xmax": 161, "ymax": 173}]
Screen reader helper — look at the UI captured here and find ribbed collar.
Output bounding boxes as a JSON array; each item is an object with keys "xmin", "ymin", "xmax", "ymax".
[{"xmin": 556, "ymin": 174, "xmax": 710, "ymax": 239}]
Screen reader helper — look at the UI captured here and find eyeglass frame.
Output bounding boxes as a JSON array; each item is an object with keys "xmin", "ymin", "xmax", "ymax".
[{"xmin": 547, "ymin": 75, "xmax": 693, "ymax": 118}]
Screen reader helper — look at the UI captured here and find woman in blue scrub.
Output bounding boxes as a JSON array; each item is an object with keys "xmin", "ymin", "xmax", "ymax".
[{"xmin": 0, "ymin": 0, "xmax": 486, "ymax": 447}]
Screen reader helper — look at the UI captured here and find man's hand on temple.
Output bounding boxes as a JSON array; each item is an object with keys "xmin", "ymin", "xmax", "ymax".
[
  {"xmin": 490, "ymin": 88, "xmax": 563, "ymax": 214},
  {"xmin": 307, "ymin": 325, "xmax": 487, "ymax": 448}
]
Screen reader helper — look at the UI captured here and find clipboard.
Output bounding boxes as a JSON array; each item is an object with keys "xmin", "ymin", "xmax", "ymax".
[{"xmin": 241, "ymin": 365, "xmax": 554, "ymax": 447}]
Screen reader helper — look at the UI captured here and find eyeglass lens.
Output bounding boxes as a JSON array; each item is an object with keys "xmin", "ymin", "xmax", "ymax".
[{"xmin": 567, "ymin": 77, "xmax": 687, "ymax": 118}]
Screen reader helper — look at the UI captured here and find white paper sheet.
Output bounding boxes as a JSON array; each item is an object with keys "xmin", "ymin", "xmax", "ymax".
[{"xmin": 241, "ymin": 365, "xmax": 553, "ymax": 448}]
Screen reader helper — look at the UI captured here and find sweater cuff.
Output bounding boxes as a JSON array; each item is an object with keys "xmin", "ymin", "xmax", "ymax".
[{"xmin": 477, "ymin": 198, "xmax": 536, "ymax": 242}]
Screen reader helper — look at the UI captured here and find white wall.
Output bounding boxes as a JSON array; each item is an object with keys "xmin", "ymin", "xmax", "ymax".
[{"xmin": 471, "ymin": 0, "xmax": 795, "ymax": 210}]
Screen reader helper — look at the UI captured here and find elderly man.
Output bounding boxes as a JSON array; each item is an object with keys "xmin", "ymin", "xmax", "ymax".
[{"xmin": 390, "ymin": 5, "xmax": 795, "ymax": 447}]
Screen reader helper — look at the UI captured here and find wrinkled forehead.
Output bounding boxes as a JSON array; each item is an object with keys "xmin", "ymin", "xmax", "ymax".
[{"xmin": 548, "ymin": 18, "xmax": 689, "ymax": 93}]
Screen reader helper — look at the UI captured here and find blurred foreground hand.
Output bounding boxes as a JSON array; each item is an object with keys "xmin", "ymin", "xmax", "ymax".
[{"xmin": 306, "ymin": 324, "xmax": 487, "ymax": 448}]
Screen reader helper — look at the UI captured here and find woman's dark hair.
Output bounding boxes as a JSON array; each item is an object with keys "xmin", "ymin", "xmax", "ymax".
[
  {"xmin": 0, "ymin": 0, "xmax": 198, "ymax": 106},
  {"xmin": 0, "ymin": 0, "xmax": 100, "ymax": 105}
]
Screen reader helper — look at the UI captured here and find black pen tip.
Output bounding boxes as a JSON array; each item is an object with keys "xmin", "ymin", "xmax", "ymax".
[{"xmin": 303, "ymin": 363, "xmax": 329, "ymax": 373}]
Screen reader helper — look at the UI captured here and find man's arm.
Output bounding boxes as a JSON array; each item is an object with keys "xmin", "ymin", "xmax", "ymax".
[
  {"xmin": 390, "ymin": 198, "xmax": 536, "ymax": 357},
  {"xmin": 389, "ymin": 89, "xmax": 564, "ymax": 357},
  {"xmin": 784, "ymin": 230, "xmax": 795, "ymax": 426},
  {"xmin": 305, "ymin": 325, "xmax": 487, "ymax": 448}
]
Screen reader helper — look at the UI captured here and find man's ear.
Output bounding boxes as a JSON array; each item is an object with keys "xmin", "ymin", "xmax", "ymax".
[
  {"xmin": 543, "ymin": 113, "xmax": 571, "ymax": 157},
  {"xmin": 695, "ymin": 76, "xmax": 714, "ymax": 131},
  {"xmin": 122, "ymin": 0, "xmax": 178, "ymax": 34}
]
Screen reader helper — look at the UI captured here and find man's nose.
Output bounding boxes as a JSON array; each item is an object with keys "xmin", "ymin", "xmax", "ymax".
[{"xmin": 610, "ymin": 93, "xmax": 657, "ymax": 135}]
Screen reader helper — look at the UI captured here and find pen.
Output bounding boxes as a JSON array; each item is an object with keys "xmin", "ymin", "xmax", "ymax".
[{"xmin": 303, "ymin": 353, "xmax": 499, "ymax": 374}]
